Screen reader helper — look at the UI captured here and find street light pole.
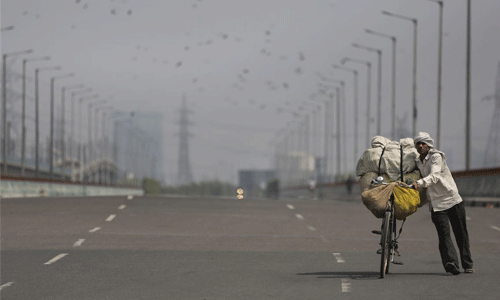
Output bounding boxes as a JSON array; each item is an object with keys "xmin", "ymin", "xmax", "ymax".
[
  {"xmin": 50, "ymin": 73, "xmax": 74, "ymax": 177},
  {"xmin": 70, "ymin": 88, "xmax": 92, "ymax": 180},
  {"xmin": 2, "ymin": 49, "xmax": 33, "ymax": 174},
  {"xmin": 426, "ymin": 0, "xmax": 444, "ymax": 150},
  {"xmin": 34, "ymin": 66, "xmax": 62, "ymax": 177},
  {"xmin": 21, "ymin": 56, "xmax": 51, "ymax": 176},
  {"xmin": 341, "ymin": 57, "xmax": 372, "ymax": 149},
  {"xmin": 466, "ymin": 0, "xmax": 471, "ymax": 170},
  {"xmin": 382, "ymin": 11, "xmax": 418, "ymax": 138},
  {"xmin": 78, "ymin": 94, "xmax": 99, "ymax": 182},
  {"xmin": 365, "ymin": 29, "xmax": 397, "ymax": 140},
  {"xmin": 352, "ymin": 43, "xmax": 383, "ymax": 136},
  {"xmin": 60, "ymin": 84, "xmax": 84, "ymax": 178},
  {"xmin": 332, "ymin": 64, "xmax": 359, "ymax": 168}
]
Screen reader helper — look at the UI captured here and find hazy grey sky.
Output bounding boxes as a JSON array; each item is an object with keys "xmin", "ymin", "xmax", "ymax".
[{"xmin": 2, "ymin": 0, "xmax": 500, "ymax": 184}]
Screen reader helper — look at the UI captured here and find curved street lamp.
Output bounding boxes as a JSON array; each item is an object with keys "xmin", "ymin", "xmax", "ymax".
[
  {"xmin": 351, "ymin": 43, "xmax": 383, "ymax": 136},
  {"xmin": 50, "ymin": 73, "xmax": 75, "ymax": 176},
  {"xmin": 34, "ymin": 66, "xmax": 62, "ymax": 176},
  {"xmin": 2, "ymin": 49, "xmax": 33, "ymax": 174},
  {"xmin": 21, "ymin": 56, "xmax": 51, "ymax": 175},
  {"xmin": 342, "ymin": 57, "xmax": 372, "ymax": 149},
  {"xmin": 365, "ymin": 29, "xmax": 397, "ymax": 140}
]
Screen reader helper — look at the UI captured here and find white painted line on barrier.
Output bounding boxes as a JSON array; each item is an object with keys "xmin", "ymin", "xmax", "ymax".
[
  {"xmin": 118, "ymin": 205, "xmax": 126, "ymax": 210},
  {"xmin": 341, "ymin": 279, "xmax": 351, "ymax": 292},
  {"xmin": 44, "ymin": 253, "xmax": 68, "ymax": 265},
  {"xmin": 0, "ymin": 282, "xmax": 14, "ymax": 291},
  {"xmin": 73, "ymin": 239, "xmax": 85, "ymax": 247},
  {"xmin": 287, "ymin": 204, "xmax": 295, "ymax": 210},
  {"xmin": 333, "ymin": 253, "xmax": 345, "ymax": 263},
  {"xmin": 127, "ymin": 195, "xmax": 133, "ymax": 200},
  {"xmin": 491, "ymin": 226, "xmax": 500, "ymax": 232},
  {"xmin": 106, "ymin": 214, "xmax": 116, "ymax": 222},
  {"xmin": 295, "ymin": 214, "xmax": 304, "ymax": 220},
  {"xmin": 89, "ymin": 227, "xmax": 101, "ymax": 233},
  {"xmin": 307, "ymin": 226, "xmax": 316, "ymax": 231}
]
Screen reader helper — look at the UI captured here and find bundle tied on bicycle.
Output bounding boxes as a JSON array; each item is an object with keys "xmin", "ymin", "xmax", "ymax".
[{"xmin": 357, "ymin": 136, "xmax": 428, "ymax": 220}]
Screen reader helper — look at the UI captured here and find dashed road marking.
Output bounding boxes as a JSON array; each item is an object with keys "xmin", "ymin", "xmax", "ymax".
[
  {"xmin": 73, "ymin": 239, "xmax": 85, "ymax": 247},
  {"xmin": 287, "ymin": 204, "xmax": 295, "ymax": 210},
  {"xmin": 127, "ymin": 195, "xmax": 133, "ymax": 200},
  {"xmin": 118, "ymin": 205, "xmax": 126, "ymax": 210},
  {"xmin": 0, "ymin": 282, "xmax": 14, "ymax": 290},
  {"xmin": 89, "ymin": 227, "xmax": 101, "ymax": 233},
  {"xmin": 466, "ymin": 216, "xmax": 471, "ymax": 221},
  {"xmin": 307, "ymin": 226, "xmax": 316, "ymax": 231},
  {"xmin": 44, "ymin": 253, "xmax": 68, "ymax": 265},
  {"xmin": 295, "ymin": 214, "xmax": 304, "ymax": 220},
  {"xmin": 491, "ymin": 226, "xmax": 500, "ymax": 232},
  {"xmin": 341, "ymin": 279, "xmax": 351, "ymax": 292},
  {"xmin": 106, "ymin": 214, "xmax": 116, "ymax": 222},
  {"xmin": 333, "ymin": 253, "xmax": 345, "ymax": 263},
  {"xmin": 320, "ymin": 236, "xmax": 329, "ymax": 243}
]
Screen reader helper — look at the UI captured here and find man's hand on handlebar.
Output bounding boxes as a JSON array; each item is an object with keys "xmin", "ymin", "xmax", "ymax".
[{"xmin": 411, "ymin": 182, "xmax": 418, "ymax": 189}]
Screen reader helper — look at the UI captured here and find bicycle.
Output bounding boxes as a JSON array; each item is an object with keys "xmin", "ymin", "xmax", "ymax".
[{"xmin": 372, "ymin": 182, "xmax": 415, "ymax": 278}]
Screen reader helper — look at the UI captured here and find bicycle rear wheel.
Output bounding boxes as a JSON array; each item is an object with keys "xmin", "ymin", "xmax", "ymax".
[{"xmin": 380, "ymin": 210, "xmax": 392, "ymax": 278}]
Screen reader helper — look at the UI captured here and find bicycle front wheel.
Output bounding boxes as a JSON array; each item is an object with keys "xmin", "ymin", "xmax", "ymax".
[{"xmin": 380, "ymin": 210, "xmax": 391, "ymax": 278}]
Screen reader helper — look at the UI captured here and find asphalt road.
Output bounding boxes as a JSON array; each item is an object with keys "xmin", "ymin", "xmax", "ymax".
[{"xmin": 1, "ymin": 195, "xmax": 499, "ymax": 300}]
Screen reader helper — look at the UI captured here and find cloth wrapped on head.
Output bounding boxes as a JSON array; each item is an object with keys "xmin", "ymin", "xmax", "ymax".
[{"xmin": 414, "ymin": 132, "xmax": 434, "ymax": 148}]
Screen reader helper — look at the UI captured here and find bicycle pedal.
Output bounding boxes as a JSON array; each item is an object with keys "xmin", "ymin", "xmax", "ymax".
[
  {"xmin": 371, "ymin": 230, "xmax": 382, "ymax": 235},
  {"xmin": 392, "ymin": 260, "xmax": 404, "ymax": 265}
]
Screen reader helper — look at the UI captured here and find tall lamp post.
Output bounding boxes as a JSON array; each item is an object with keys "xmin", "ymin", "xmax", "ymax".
[
  {"xmin": 70, "ymin": 88, "xmax": 93, "ymax": 180},
  {"xmin": 2, "ymin": 49, "xmax": 33, "ymax": 174},
  {"xmin": 60, "ymin": 84, "xmax": 84, "ymax": 178},
  {"xmin": 21, "ymin": 56, "xmax": 51, "ymax": 176},
  {"xmin": 88, "ymin": 99, "xmax": 107, "ymax": 183},
  {"xmin": 466, "ymin": 0, "xmax": 471, "ymax": 170},
  {"xmin": 34, "ymin": 66, "xmax": 62, "ymax": 177},
  {"xmin": 365, "ymin": 29, "xmax": 397, "ymax": 140},
  {"xmin": 426, "ymin": 0, "xmax": 444, "ymax": 149},
  {"xmin": 333, "ymin": 64, "xmax": 359, "ymax": 165},
  {"xmin": 352, "ymin": 43, "xmax": 383, "ymax": 136},
  {"xmin": 341, "ymin": 57, "xmax": 372, "ymax": 149},
  {"xmin": 95, "ymin": 105, "xmax": 113, "ymax": 184},
  {"xmin": 50, "ymin": 73, "xmax": 74, "ymax": 177},
  {"xmin": 78, "ymin": 94, "xmax": 99, "ymax": 182},
  {"xmin": 382, "ymin": 11, "xmax": 418, "ymax": 138}
]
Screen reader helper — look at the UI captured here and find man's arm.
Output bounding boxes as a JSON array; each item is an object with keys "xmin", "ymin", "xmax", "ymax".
[{"xmin": 415, "ymin": 154, "xmax": 443, "ymax": 188}]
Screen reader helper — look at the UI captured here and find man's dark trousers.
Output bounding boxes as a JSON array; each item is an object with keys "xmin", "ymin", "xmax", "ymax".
[{"xmin": 431, "ymin": 201, "xmax": 473, "ymax": 270}]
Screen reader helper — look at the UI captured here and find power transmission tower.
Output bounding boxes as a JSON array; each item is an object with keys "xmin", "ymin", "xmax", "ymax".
[
  {"xmin": 176, "ymin": 94, "xmax": 194, "ymax": 185},
  {"xmin": 483, "ymin": 62, "xmax": 500, "ymax": 167}
]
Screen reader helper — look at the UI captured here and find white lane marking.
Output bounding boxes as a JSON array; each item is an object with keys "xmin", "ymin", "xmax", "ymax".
[
  {"xmin": 307, "ymin": 226, "xmax": 316, "ymax": 231},
  {"xmin": 287, "ymin": 204, "xmax": 295, "ymax": 210},
  {"xmin": 341, "ymin": 279, "xmax": 351, "ymax": 292},
  {"xmin": 44, "ymin": 253, "xmax": 68, "ymax": 265},
  {"xmin": 333, "ymin": 253, "xmax": 345, "ymax": 263},
  {"xmin": 118, "ymin": 205, "xmax": 126, "ymax": 210},
  {"xmin": 295, "ymin": 214, "xmax": 304, "ymax": 220},
  {"xmin": 89, "ymin": 227, "xmax": 101, "ymax": 233},
  {"xmin": 73, "ymin": 239, "xmax": 85, "ymax": 247},
  {"xmin": 106, "ymin": 214, "xmax": 116, "ymax": 222},
  {"xmin": 466, "ymin": 216, "xmax": 471, "ymax": 221},
  {"xmin": 491, "ymin": 226, "xmax": 500, "ymax": 232},
  {"xmin": 0, "ymin": 282, "xmax": 14, "ymax": 290},
  {"xmin": 127, "ymin": 195, "xmax": 133, "ymax": 200},
  {"xmin": 320, "ymin": 236, "xmax": 329, "ymax": 243}
]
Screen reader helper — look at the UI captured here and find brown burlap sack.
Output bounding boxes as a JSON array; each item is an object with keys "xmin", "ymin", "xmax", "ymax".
[{"xmin": 361, "ymin": 182, "xmax": 398, "ymax": 218}]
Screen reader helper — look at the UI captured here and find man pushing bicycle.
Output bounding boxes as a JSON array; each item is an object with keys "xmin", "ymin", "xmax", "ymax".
[{"xmin": 411, "ymin": 132, "xmax": 474, "ymax": 275}]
